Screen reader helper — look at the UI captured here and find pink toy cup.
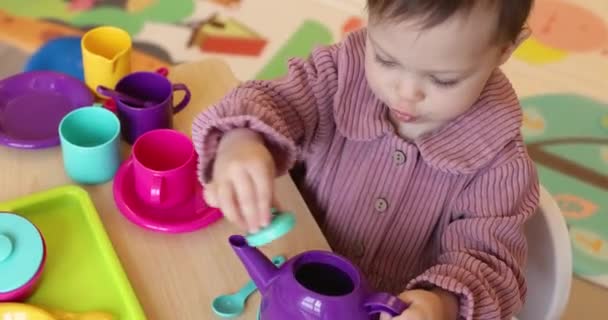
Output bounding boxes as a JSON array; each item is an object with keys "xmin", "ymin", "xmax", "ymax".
[{"xmin": 131, "ymin": 129, "xmax": 196, "ymax": 208}]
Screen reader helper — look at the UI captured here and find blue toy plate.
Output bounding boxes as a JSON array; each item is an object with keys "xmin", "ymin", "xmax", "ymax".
[{"xmin": 24, "ymin": 36, "xmax": 84, "ymax": 81}]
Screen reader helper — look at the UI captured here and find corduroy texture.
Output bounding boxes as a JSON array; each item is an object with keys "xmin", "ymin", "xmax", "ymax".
[{"xmin": 193, "ymin": 29, "xmax": 540, "ymax": 319}]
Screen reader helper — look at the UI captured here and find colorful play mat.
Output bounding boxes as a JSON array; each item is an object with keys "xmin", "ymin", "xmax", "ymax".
[
  {"xmin": 0, "ymin": 0, "xmax": 607, "ymax": 288},
  {"xmin": 522, "ymin": 94, "xmax": 608, "ymax": 287}
]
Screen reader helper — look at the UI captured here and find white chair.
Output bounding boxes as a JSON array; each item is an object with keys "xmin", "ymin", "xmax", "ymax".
[{"xmin": 515, "ymin": 185, "xmax": 573, "ymax": 320}]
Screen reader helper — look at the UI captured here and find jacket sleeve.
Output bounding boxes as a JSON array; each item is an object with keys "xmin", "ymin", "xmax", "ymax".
[
  {"xmin": 406, "ymin": 156, "xmax": 540, "ymax": 319},
  {"xmin": 192, "ymin": 45, "xmax": 339, "ymax": 184}
]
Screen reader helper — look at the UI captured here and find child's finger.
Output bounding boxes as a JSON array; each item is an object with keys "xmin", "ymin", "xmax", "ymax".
[
  {"xmin": 203, "ymin": 183, "xmax": 218, "ymax": 208},
  {"xmin": 391, "ymin": 305, "xmax": 424, "ymax": 320},
  {"xmin": 232, "ymin": 172, "xmax": 260, "ymax": 233},
  {"xmin": 250, "ymin": 163, "xmax": 273, "ymax": 227},
  {"xmin": 378, "ymin": 312, "xmax": 393, "ymax": 320},
  {"xmin": 218, "ymin": 182, "xmax": 247, "ymax": 230}
]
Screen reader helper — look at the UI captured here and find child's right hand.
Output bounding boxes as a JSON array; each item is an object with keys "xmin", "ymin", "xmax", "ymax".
[{"xmin": 203, "ymin": 128, "xmax": 275, "ymax": 233}]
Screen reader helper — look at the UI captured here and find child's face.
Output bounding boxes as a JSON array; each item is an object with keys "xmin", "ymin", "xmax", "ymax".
[{"xmin": 365, "ymin": 5, "xmax": 519, "ymax": 138}]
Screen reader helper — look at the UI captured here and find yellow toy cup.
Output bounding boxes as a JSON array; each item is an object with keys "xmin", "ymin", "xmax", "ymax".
[{"xmin": 81, "ymin": 26, "xmax": 132, "ymax": 96}]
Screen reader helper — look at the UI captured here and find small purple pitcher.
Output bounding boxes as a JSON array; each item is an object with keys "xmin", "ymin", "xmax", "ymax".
[{"xmin": 229, "ymin": 235, "xmax": 408, "ymax": 319}]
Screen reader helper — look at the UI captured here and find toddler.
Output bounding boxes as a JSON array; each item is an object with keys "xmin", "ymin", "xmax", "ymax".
[{"xmin": 193, "ymin": 0, "xmax": 540, "ymax": 319}]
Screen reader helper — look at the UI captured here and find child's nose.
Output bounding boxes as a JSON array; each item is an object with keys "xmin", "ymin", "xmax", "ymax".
[{"xmin": 396, "ymin": 80, "xmax": 425, "ymax": 103}]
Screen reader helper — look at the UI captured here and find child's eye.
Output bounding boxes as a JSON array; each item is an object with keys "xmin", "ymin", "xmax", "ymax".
[
  {"xmin": 374, "ymin": 54, "xmax": 398, "ymax": 68},
  {"xmin": 430, "ymin": 76, "xmax": 459, "ymax": 88}
]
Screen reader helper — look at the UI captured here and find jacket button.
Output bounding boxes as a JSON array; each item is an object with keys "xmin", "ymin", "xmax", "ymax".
[
  {"xmin": 352, "ymin": 241, "xmax": 365, "ymax": 258},
  {"xmin": 375, "ymin": 198, "xmax": 388, "ymax": 212},
  {"xmin": 392, "ymin": 150, "xmax": 406, "ymax": 165}
]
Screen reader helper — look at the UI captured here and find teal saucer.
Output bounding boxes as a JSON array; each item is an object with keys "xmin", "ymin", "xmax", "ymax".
[{"xmin": 244, "ymin": 209, "xmax": 295, "ymax": 247}]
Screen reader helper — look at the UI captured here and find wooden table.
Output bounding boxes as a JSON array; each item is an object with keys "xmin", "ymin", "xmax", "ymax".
[{"xmin": 0, "ymin": 58, "xmax": 330, "ymax": 320}]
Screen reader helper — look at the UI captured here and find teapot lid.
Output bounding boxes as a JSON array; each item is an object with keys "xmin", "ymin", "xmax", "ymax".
[
  {"xmin": 245, "ymin": 209, "xmax": 295, "ymax": 247},
  {"xmin": 0, "ymin": 212, "xmax": 45, "ymax": 293}
]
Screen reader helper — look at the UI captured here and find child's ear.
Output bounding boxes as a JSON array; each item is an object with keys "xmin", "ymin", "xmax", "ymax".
[{"xmin": 498, "ymin": 26, "xmax": 532, "ymax": 65}]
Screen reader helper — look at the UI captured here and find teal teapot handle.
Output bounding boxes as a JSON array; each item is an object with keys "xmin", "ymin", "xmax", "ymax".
[{"xmin": 364, "ymin": 292, "xmax": 408, "ymax": 316}]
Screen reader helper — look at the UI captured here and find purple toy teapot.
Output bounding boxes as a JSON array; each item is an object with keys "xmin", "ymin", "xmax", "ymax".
[{"xmin": 229, "ymin": 235, "xmax": 408, "ymax": 319}]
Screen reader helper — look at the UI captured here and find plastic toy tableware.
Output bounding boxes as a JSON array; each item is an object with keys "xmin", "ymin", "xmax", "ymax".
[
  {"xmin": 24, "ymin": 36, "xmax": 84, "ymax": 81},
  {"xmin": 244, "ymin": 209, "xmax": 296, "ymax": 247},
  {"xmin": 0, "ymin": 71, "xmax": 94, "ymax": 149},
  {"xmin": 103, "ymin": 98, "xmax": 118, "ymax": 114},
  {"xmin": 113, "ymin": 158, "xmax": 223, "ymax": 233},
  {"xmin": 0, "ymin": 186, "xmax": 146, "ymax": 318},
  {"xmin": 0, "ymin": 212, "xmax": 46, "ymax": 302},
  {"xmin": 155, "ymin": 67, "xmax": 170, "ymax": 77},
  {"xmin": 59, "ymin": 106, "xmax": 121, "ymax": 184},
  {"xmin": 0, "ymin": 303, "xmax": 114, "ymax": 320},
  {"xmin": 113, "ymin": 70, "xmax": 191, "ymax": 144},
  {"xmin": 113, "ymin": 129, "xmax": 222, "ymax": 233},
  {"xmin": 81, "ymin": 26, "xmax": 132, "ymax": 95},
  {"xmin": 96, "ymin": 85, "xmax": 154, "ymax": 108},
  {"xmin": 99, "ymin": 67, "xmax": 168, "ymax": 115},
  {"xmin": 212, "ymin": 255, "xmax": 286, "ymax": 318},
  {"xmin": 229, "ymin": 236, "xmax": 408, "ymax": 319},
  {"xmin": 132, "ymin": 129, "xmax": 196, "ymax": 208}
]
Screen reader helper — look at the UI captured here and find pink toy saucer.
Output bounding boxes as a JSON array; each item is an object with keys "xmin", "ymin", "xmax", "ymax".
[{"xmin": 113, "ymin": 159, "xmax": 223, "ymax": 233}]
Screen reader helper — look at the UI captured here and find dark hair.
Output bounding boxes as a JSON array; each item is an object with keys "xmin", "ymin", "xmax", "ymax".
[{"xmin": 366, "ymin": 0, "xmax": 533, "ymax": 44}]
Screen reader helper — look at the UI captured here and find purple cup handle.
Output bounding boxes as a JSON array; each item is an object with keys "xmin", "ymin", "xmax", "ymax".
[
  {"xmin": 150, "ymin": 175, "xmax": 164, "ymax": 205},
  {"xmin": 364, "ymin": 292, "xmax": 408, "ymax": 316},
  {"xmin": 171, "ymin": 83, "xmax": 191, "ymax": 114}
]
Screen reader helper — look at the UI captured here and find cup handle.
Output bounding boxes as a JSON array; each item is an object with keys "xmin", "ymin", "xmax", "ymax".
[
  {"xmin": 156, "ymin": 67, "xmax": 169, "ymax": 77},
  {"xmin": 364, "ymin": 292, "xmax": 408, "ymax": 316},
  {"xmin": 171, "ymin": 83, "xmax": 191, "ymax": 114},
  {"xmin": 102, "ymin": 98, "xmax": 117, "ymax": 114},
  {"xmin": 150, "ymin": 175, "xmax": 164, "ymax": 205}
]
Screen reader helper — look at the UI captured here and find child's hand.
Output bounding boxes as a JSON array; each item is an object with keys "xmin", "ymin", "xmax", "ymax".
[
  {"xmin": 204, "ymin": 128, "xmax": 276, "ymax": 233},
  {"xmin": 379, "ymin": 289, "xmax": 459, "ymax": 320}
]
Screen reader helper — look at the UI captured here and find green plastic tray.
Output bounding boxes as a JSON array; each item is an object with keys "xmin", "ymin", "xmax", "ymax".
[{"xmin": 0, "ymin": 185, "xmax": 146, "ymax": 319}]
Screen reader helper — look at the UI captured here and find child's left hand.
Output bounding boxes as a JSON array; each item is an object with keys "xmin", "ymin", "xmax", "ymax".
[{"xmin": 379, "ymin": 288, "xmax": 459, "ymax": 320}]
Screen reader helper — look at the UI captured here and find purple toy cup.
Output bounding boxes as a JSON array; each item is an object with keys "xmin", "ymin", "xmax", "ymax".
[{"xmin": 112, "ymin": 71, "xmax": 190, "ymax": 144}]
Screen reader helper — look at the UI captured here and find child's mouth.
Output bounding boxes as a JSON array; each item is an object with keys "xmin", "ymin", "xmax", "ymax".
[{"xmin": 391, "ymin": 110, "xmax": 417, "ymax": 123}]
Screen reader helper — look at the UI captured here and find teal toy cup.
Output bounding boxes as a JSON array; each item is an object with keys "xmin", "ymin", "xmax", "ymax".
[{"xmin": 59, "ymin": 106, "xmax": 121, "ymax": 184}]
